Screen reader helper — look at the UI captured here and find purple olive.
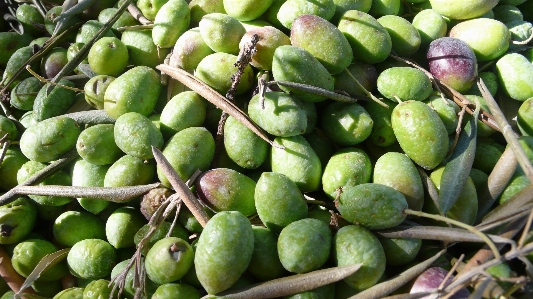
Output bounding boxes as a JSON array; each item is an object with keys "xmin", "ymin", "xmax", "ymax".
[
  {"xmin": 410, "ymin": 267, "xmax": 470, "ymax": 298},
  {"xmin": 427, "ymin": 37, "xmax": 477, "ymax": 92}
]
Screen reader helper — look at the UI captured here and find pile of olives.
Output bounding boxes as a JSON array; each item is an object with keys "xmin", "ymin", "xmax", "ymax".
[{"xmin": 1, "ymin": 0, "xmax": 533, "ymax": 298}]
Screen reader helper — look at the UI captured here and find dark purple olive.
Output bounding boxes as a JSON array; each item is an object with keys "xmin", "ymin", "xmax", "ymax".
[
  {"xmin": 41, "ymin": 47, "xmax": 68, "ymax": 79},
  {"xmin": 427, "ymin": 37, "xmax": 477, "ymax": 92}
]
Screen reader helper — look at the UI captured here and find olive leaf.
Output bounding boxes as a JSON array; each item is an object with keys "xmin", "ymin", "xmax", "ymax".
[
  {"xmin": 347, "ymin": 249, "xmax": 446, "ymax": 299},
  {"xmin": 438, "ymin": 97, "xmax": 479, "ymax": 214},
  {"xmin": 477, "ymin": 79, "xmax": 533, "ymax": 183},
  {"xmin": 15, "ymin": 248, "xmax": 70, "ymax": 298},
  {"xmin": 152, "ymin": 146, "xmax": 211, "ymax": 227},
  {"xmin": 375, "ymin": 225, "xmax": 513, "ymax": 245},
  {"xmin": 156, "ymin": 64, "xmax": 280, "ymax": 149},
  {"xmin": 11, "ymin": 183, "xmax": 160, "ymax": 202},
  {"xmin": 0, "ymin": 148, "xmax": 79, "ymax": 206},
  {"xmin": 204, "ymin": 263, "xmax": 362, "ymax": 299},
  {"xmin": 476, "ymin": 146, "xmax": 518, "ymax": 222},
  {"xmin": 55, "ymin": 110, "xmax": 116, "ymax": 125}
]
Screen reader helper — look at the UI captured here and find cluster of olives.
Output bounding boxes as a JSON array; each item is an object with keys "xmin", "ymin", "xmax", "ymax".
[{"xmin": 1, "ymin": 0, "xmax": 533, "ymax": 298}]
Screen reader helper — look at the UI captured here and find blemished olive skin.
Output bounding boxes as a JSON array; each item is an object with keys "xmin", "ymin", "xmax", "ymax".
[
  {"xmin": 277, "ymin": 218, "xmax": 332, "ymax": 274},
  {"xmin": 255, "ymin": 172, "xmax": 308, "ymax": 233},
  {"xmin": 336, "ymin": 183, "xmax": 408, "ymax": 230},
  {"xmin": 145, "ymin": 237, "xmax": 194, "ymax": 284},
  {"xmin": 19, "ymin": 117, "xmax": 80, "ymax": 163},
  {"xmin": 104, "ymin": 66, "xmax": 161, "ymax": 119},
  {"xmin": 391, "ymin": 101, "xmax": 449, "ymax": 170},
  {"xmin": 334, "ymin": 225, "xmax": 386, "ymax": 291},
  {"xmin": 290, "ymin": 14, "xmax": 353, "ymax": 75},
  {"xmin": 272, "ymin": 45, "xmax": 334, "ymax": 102},
  {"xmin": 194, "ymin": 211, "xmax": 254, "ymax": 294}
]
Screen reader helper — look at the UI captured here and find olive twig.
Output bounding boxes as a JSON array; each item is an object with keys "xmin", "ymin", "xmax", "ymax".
[
  {"xmin": 518, "ymin": 208, "xmax": 533, "ymax": 249},
  {"xmin": 444, "ymin": 238, "xmax": 533, "ymax": 294},
  {"xmin": 478, "ymin": 78, "xmax": 533, "ymax": 183},
  {"xmin": 348, "ymin": 249, "xmax": 446, "ymax": 299},
  {"xmin": 451, "ymin": 258, "xmax": 506, "ymax": 299},
  {"xmin": 461, "ymin": 216, "xmax": 527, "ymax": 276},
  {"xmin": 404, "ymin": 209, "xmax": 501, "ymax": 260},
  {"xmin": 380, "ymin": 292, "xmax": 432, "ymax": 299},
  {"xmin": 390, "ymin": 54, "xmax": 500, "ymax": 132},
  {"xmin": 438, "ymin": 254, "xmax": 464, "ymax": 293}
]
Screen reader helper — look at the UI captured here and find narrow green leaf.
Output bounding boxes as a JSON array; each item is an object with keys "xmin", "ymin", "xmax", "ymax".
[
  {"xmin": 439, "ymin": 99, "xmax": 480, "ymax": 214},
  {"xmin": 16, "ymin": 248, "xmax": 70, "ymax": 297},
  {"xmin": 348, "ymin": 249, "xmax": 446, "ymax": 299},
  {"xmin": 204, "ymin": 264, "xmax": 362, "ymax": 299}
]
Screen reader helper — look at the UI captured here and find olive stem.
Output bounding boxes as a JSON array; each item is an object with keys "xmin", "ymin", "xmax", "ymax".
[
  {"xmin": 0, "ymin": 148, "xmax": 79, "ymax": 206},
  {"xmin": 518, "ymin": 208, "xmax": 533, "ymax": 249},
  {"xmin": 403, "ymin": 209, "xmax": 501, "ymax": 260},
  {"xmin": 477, "ymin": 78, "xmax": 533, "ymax": 184},
  {"xmin": 343, "ymin": 68, "xmax": 389, "ymax": 108},
  {"xmin": 25, "ymin": 66, "xmax": 85, "ymax": 92},
  {"xmin": 152, "ymin": 146, "xmax": 210, "ymax": 227}
]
